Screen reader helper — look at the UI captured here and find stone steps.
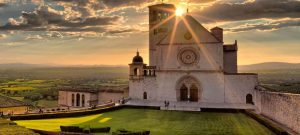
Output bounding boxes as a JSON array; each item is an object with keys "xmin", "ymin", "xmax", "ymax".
[{"xmin": 160, "ymin": 106, "xmax": 201, "ymax": 112}]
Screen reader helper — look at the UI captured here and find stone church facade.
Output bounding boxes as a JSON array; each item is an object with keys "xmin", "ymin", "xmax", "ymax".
[{"xmin": 129, "ymin": 3, "xmax": 259, "ymax": 108}]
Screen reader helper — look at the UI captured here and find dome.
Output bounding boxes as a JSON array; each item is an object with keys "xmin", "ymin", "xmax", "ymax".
[{"xmin": 132, "ymin": 51, "xmax": 143, "ymax": 63}]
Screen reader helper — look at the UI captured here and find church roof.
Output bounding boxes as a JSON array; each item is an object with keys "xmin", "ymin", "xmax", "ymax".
[
  {"xmin": 0, "ymin": 94, "xmax": 28, "ymax": 108},
  {"xmin": 157, "ymin": 15, "xmax": 220, "ymax": 45}
]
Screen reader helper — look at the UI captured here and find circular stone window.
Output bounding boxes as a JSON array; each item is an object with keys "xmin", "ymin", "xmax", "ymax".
[{"xmin": 178, "ymin": 48, "xmax": 199, "ymax": 66}]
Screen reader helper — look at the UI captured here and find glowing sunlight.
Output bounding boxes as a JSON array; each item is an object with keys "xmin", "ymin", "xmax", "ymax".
[{"xmin": 175, "ymin": 7, "xmax": 184, "ymax": 16}]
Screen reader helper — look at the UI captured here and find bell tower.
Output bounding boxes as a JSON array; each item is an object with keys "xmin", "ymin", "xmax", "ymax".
[
  {"xmin": 129, "ymin": 51, "xmax": 146, "ymax": 80},
  {"xmin": 148, "ymin": 3, "xmax": 176, "ymax": 66}
]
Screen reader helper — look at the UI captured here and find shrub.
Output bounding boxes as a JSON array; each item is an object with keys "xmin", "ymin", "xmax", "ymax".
[
  {"xmin": 60, "ymin": 126, "xmax": 83, "ymax": 133},
  {"xmin": 112, "ymin": 129, "xmax": 150, "ymax": 135},
  {"xmin": 9, "ymin": 122, "xmax": 17, "ymax": 125},
  {"xmin": 90, "ymin": 127, "xmax": 110, "ymax": 133}
]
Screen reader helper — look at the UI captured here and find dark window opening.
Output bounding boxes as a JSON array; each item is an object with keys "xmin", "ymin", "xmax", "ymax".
[
  {"xmin": 82, "ymin": 94, "xmax": 85, "ymax": 107},
  {"xmin": 71, "ymin": 94, "xmax": 75, "ymax": 106},
  {"xmin": 180, "ymin": 84, "xmax": 188, "ymax": 101},
  {"xmin": 143, "ymin": 92, "xmax": 147, "ymax": 99},
  {"xmin": 246, "ymin": 94, "xmax": 254, "ymax": 104},
  {"xmin": 76, "ymin": 93, "xmax": 80, "ymax": 107},
  {"xmin": 134, "ymin": 68, "xmax": 139, "ymax": 76}
]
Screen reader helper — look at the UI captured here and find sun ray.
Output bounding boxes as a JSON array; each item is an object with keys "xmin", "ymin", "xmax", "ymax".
[
  {"xmin": 181, "ymin": 16, "xmax": 220, "ymax": 70},
  {"xmin": 165, "ymin": 16, "xmax": 181, "ymax": 65},
  {"xmin": 150, "ymin": 14, "xmax": 176, "ymax": 32}
]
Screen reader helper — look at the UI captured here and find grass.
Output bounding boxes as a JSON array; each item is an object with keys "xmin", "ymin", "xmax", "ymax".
[
  {"xmin": 3, "ymin": 86, "xmax": 36, "ymax": 91},
  {"xmin": 0, "ymin": 119, "xmax": 38, "ymax": 135},
  {"xmin": 36, "ymin": 99, "xmax": 58, "ymax": 108},
  {"xmin": 15, "ymin": 108, "xmax": 275, "ymax": 135}
]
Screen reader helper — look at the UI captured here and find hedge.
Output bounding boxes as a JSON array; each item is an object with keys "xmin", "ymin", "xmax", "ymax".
[
  {"xmin": 90, "ymin": 127, "xmax": 111, "ymax": 133},
  {"xmin": 112, "ymin": 129, "xmax": 150, "ymax": 135},
  {"xmin": 60, "ymin": 126, "xmax": 110, "ymax": 133},
  {"xmin": 244, "ymin": 110, "xmax": 288, "ymax": 135}
]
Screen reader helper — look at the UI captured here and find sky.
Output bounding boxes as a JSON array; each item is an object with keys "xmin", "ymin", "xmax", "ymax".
[{"xmin": 0, "ymin": 0, "xmax": 299, "ymax": 66}]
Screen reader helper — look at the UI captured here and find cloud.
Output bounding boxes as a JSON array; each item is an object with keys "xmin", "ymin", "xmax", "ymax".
[
  {"xmin": 226, "ymin": 18, "xmax": 300, "ymax": 32},
  {"xmin": 100, "ymin": 0, "xmax": 217, "ymax": 12},
  {"xmin": 25, "ymin": 34, "xmax": 43, "ymax": 40},
  {"xmin": 0, "ymin": 3, "xmax": 6, "ymax": 7},
  {"xmin": 0, "ymin": 4, "xmax": 137, "ymax": 36},
  {"xmin": 194, "ymin": 0, "xmax": 300, "ymax": 23},
  {"xmin": 100, "ymin": 0, "xmax": 155, "ymax": 12}
]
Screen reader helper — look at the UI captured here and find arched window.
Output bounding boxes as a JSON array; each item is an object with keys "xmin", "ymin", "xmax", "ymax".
[
  {"xmin": 71, "ymin": 94, "xmax": 75, "ymax": 106},
  {"xmin": 76, "ymin": 93, "xmax": 80, "ymax": 107},
  {"xmin": 134, "ymin": 68, "xmax": 139, "ymax": 76},
  {"xmin": 82, "ymin": 94, "xmax": 85, "ymax": 107},
  {"xmin": 246, "ymin": 94, "xmax": 254, "ymax": 104},
  {"xmin": 143, "ymin": 92, "xmax": 147, "ymax": 100}
]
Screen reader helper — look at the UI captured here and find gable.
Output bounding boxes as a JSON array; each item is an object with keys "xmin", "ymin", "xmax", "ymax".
[{"xmin": 157, "ymin": 15, "xmax": 220, "ymax": 45}]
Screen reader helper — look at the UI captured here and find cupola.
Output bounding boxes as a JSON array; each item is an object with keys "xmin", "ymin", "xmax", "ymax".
[{"xmin": 132, "ymin": 51, "xmax": 143, "ymax": 64}]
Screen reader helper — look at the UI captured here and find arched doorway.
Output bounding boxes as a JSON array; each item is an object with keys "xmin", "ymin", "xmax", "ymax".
[
  {"xmin": 190, "ymin": 85, "xmax": 198, "ymax": 102},
  {"xmin": 76, "ymin": 93, "xmax": 80, "ymax": 107},
  {"xmin": 143, "ymin": 92, "xmax": 147, "ymax": 99},
  {"xmin": 180, "ymin": 84, "xmax": 188, "ymax": 101},
  {"xmin": 246, "ymin": 94, "xmax": 253, "ymax": 104},
  {"xmin": 176, "ymin": 76, "xmax": 201, "ymax": 102}
]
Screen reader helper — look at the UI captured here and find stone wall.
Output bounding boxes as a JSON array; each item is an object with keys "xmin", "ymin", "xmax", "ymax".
[
  {"xmin": 224, "ymin": 74, "xmax": 258, "ymax": 104},
  {"xmin": 259, "ymin": 91, "xmax": 300, "ymax": 133},
  {"xmin": 0, "ymin": 106, "xmax": 28, "ymax": 115},
  {"xmin": 98, "ymin": 91, "xmax": 128, "ymax": 104},
  {"xmin": 223, "ymin": 51, "xmax": 237, "ymax": 73},
  {"xmin": 157, "ymin": 43, "xmax": 223, "ymax": 71},
  {"xmin": 58, "ymin": 91, "xmax": 96, "ymax": 107}
]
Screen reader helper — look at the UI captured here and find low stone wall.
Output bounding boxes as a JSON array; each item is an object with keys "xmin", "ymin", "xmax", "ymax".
[{"xmin": 260, "ymin": 91, "xmax": 300, "ymax": 133}]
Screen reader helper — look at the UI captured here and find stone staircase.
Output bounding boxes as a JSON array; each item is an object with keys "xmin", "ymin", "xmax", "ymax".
[
  {"xmin": 160, "ymin": 106, "xmax": 201, "ymax": 111},
  {"xmin": 126, "ymin": 99, "xmax": 257, "ymax": 111}
]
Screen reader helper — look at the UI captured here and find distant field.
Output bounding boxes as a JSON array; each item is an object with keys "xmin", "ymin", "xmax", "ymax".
[
  {"xmin": 0, "ymin": 67, "xmax": 128, "ymax": 80},
  {"xmin": 241, "ymin": 69, "xmax": 300, "ymax": 94},
  {"xmin": 15, "ymin": 108, "xmax": 275, "ymax": 135},
  {"xmin": 0, "ymin": 67, "xmax": 129, "ymax": 108}
]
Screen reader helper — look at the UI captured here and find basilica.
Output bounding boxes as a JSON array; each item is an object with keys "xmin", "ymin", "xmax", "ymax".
[{"xmin": 128, "ymin": 3, "xmax": 259, "ymax": 109}]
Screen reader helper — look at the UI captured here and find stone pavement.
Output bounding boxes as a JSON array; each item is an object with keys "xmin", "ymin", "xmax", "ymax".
[{"xmin": 126, "ymin": 99, "xmax": 256, "ymax": 111}]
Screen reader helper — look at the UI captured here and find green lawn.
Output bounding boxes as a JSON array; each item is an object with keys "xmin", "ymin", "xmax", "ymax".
[
  {"xmin": 0, "ymin": 119, "xmax": 38, "ymax": 135},
  {"xmin": 15, "ymin": 108, "xmax": 275, "ymax": 135}
]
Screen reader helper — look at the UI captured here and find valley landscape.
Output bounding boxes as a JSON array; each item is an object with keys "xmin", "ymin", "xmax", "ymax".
[{"xmin": 0, "ymin": 62, "xmax": 299, "ymax": 109}]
